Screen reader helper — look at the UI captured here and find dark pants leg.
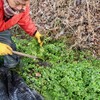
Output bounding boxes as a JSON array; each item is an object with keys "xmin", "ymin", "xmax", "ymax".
[
  {"xmin": 0, "ymin": 71, "xmax": 10, "ymax": 100},
  {"xmin": 0, "ymin": 30, "xmax": 20, "ymax": 68}
]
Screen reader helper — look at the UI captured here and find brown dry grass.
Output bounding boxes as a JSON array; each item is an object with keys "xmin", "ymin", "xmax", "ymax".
[{"xmin": 14, "ymin": 0, "xmax": 100, "ymax": 57}]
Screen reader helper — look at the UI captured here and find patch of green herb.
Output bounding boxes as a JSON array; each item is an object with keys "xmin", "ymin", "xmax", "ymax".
[{"xmin": 12, "ymin": 36, "xmax": 100, "ymax": 100}]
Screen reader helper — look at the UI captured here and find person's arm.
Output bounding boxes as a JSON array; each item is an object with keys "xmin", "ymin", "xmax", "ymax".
[
  {"xmin": 0, "ymin": 17, "xmax": 21, "ymax": 31},
  {"xmin": 0, "ymin": 8, "xmax": 22, "ymax": 31},
  {"xmin": 18, "ymin": 5, "xmax": 43, "ymax": 46},
  {"xmin": 18, "ymin": 5, "xmax": 37, "ymax": 36}
]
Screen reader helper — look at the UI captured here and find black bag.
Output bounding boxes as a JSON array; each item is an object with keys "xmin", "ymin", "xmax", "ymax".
[{"xmin": 7, "ymin": 71, "xmax": 44, "ymax": 100}]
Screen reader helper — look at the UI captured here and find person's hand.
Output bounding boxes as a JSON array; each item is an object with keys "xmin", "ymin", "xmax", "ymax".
[
  {"xmin": 34, "ymin": 31, "xmax": 43, "ymax": 46},
  {"xmin": 0, "ymin": 43, "xmax": 12, "ymax": 55}
]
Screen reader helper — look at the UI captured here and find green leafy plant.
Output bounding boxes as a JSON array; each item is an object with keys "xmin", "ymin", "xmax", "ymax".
[{"xmin": 12, "ymin": 35, "xmax": 100, "ymax": 100}]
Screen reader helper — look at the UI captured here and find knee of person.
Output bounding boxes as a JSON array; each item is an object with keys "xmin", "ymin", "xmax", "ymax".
[
  {"xmin": 4, "ymin": 62, "xmax": 20, "ymax": 69},
  {"xmin": 4, "ymin": 55, "xmax": 20, "ymax": 69}
]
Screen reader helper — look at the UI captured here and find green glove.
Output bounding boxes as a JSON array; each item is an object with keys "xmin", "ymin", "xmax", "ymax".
[
  {"xmin": 34, "ymin": 31, "xmax": 43, "ymax": 46},
  {"xmin": 0, "ymin": 42, "xmax": 12, "ymax": 55}
]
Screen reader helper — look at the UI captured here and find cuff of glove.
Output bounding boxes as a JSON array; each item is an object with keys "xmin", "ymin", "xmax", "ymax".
[{"xmin": 33, "ymin": 30, "xmax": 37, "ymax": 36}]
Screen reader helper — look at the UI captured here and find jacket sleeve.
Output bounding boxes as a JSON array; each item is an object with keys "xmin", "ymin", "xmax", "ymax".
[
  {"xmin": 0, "ymin": 15, "xmax": 22, "ymax": 31},
  {"xmin": 18, "ymin": 5, "xmax": 37, "ymax": 36},
  {"xmin": 0, "ymin": 19, "xmax": 10, "ymax": 31},
  {"xmin": 0, "ymin": 1, "xmax": 21, "ymax": 31}
]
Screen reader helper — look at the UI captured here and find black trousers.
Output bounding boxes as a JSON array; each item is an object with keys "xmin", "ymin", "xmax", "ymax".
[{"xmin": 0, "ymin": 30, "xmax": 20, "ymax": 68}]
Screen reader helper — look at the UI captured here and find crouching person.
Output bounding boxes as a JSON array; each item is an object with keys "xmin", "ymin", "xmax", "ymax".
[
  {"xmin": 0, "ymin": 0, "xmax": 44, "ymax": 99},
  {"xmin": 0, "ymin": 0, "xmax": 43, "ymax": 68}
]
